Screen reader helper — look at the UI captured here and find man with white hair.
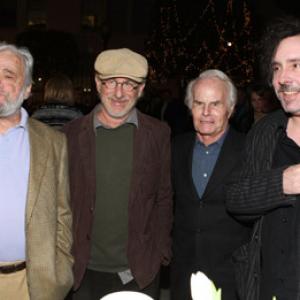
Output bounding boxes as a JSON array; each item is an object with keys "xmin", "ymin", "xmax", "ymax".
[
  {"xmin": 170, "ymin": 69, "xmax": 251, "ymax": 300},
  {"xmin": 0, "ymin": 42, "xmax": 73, "ymax": 299}
]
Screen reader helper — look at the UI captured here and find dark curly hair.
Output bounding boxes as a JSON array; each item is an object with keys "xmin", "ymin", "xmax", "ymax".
[{"xmin": 259, "ymin": 16, "xmax": 300, "ymax": 86}]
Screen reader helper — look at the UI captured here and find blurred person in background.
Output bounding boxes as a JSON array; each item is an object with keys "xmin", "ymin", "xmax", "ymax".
[
  {"xmin": 32, "ymin": 73, "xmax": 83, "ymax": 129},
  {"xmin": 249, "ymin": 83, "xmax": 280, "ymax": 123}
]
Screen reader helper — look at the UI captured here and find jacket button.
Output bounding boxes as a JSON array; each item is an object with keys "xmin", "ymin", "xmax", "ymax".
[{"xmin": 282, "ymin": 217, "xmax": 287, "ymax": 223}]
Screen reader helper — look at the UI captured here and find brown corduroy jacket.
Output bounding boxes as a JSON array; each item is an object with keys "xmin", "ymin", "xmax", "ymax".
[{"xmin": 63, "ymin": 109, "xmax": 173, "ymax": 290}]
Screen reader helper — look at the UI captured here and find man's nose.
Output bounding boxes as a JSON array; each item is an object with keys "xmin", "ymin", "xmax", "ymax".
[
  {"xmin": 114, "ymin": 83, "xmax": 125, "ymax": 98},
  {"xmin": 202, "ymin": 104, "xmax": 211, "ymax": 115},
  {"xmin": 277, "ymin": 68, "xmax": 292, "ymax": 84}
]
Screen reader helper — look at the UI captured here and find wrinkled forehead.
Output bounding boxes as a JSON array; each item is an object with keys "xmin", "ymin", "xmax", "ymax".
[
  {"xmin": 273, "ymin": 35, "xmax": 300, "ymax": 63},
  {"xmin": 0, "ymin": 50, "xmax": 25, "ymax": 78},
  {"xmin": 193, "ymin": 77, "xmax": 228, "ymax": 98}
]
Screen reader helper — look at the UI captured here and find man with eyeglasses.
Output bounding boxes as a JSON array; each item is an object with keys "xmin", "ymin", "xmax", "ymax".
[{"xmin": 63, "ymin": 48, "xmax": 172, "ymax": 300}]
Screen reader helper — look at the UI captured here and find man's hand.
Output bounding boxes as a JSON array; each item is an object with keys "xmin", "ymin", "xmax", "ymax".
[{"xmin": 283, "ymin": 164, "xmax": 300, "ymax": 195}]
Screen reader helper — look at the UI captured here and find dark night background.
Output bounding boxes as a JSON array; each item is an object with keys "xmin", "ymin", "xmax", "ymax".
[
  {"xmin": 0, "ymin": 1, "xmax": 299, "ymax": 296},
  {"xmin": 0, "ymin": 0, "xmax": 300, "ymax": 112}
]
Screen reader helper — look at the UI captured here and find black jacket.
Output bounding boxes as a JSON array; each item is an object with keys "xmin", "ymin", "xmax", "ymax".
[
  {"xmin": 171, "ymin": 128, "xmax": 251, "ymax": 300},
  {"xmin": 226, "ymin": 109, "xmax": 300, "ymax": 299}
]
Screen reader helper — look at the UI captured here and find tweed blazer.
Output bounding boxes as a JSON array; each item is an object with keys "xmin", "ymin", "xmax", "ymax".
[
  {"xmin": 63, "ymin": 109, "xmax": 173, "ymax": 290},
  {"xmin": 25, "ymin": 118, "xmax": 73, "ymax": 300}
]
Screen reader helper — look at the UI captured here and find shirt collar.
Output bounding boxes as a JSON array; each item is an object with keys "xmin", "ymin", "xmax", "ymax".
[
  {"xmin": 93, "ymin": 104, "xmax": 138, "ymax": 130},
  {"xmin": 195, "ymin": 127, "xmax": 229, "ymax": 148},
  {"xmin": 0, "ymin": 108, "xmax": 28, "ymax": 136},
  {"xmin": 19, "ymin": 107, "xmax": 29, "ymax": 128}
]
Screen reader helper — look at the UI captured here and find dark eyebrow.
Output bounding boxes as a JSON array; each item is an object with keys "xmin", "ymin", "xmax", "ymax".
[
  {"xmin": 271, "ymin": 61, "xmax": 280, "ymax": 67},
  {"xmin": 272, "ymin": 58, "xmax": 300, "ymax": 65},
  {"xmin": 288, "ymin": 58, "xmax": 300, "ymax": 63},
  {"xmin": 276, "ymin": 58, "xmax": 300, "ymax": 64}
]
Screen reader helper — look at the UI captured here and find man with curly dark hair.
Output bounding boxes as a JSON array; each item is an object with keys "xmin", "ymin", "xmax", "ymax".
[
  {"xmin": 259, "ymin": 16, "xmax": 300, "ymax": 85},
  {"xmin": 226, "ymin": 16, "xmax": 300, "ymax": 299}
]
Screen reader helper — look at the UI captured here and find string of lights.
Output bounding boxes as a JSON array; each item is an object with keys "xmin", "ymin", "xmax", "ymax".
[{"xmin": 145, "ymin": 0, "xmax": 255, "ymax": 87}]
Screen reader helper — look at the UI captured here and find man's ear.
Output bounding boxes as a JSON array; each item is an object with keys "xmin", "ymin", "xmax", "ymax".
[
  {"xmin": 137, "ymin": 83, "xmax": 145, "ymax": 97},
  {"xmin": 95, "ymin": 75, "xmax": 101, "ymax": 92},
  {"xmin": 24, "ymin": 84, "xmax": 32, "ymax": 100}
]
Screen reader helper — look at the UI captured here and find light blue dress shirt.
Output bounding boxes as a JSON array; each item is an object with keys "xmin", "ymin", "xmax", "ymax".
[{"xmin": 0, "ymin": 108, "xmax": 30, "ymax": 261}]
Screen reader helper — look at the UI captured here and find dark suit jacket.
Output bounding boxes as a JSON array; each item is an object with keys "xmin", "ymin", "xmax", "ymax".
[
  {"xmin": 63, "ymin": 109, "xmax": 173, "ymax": 290},
  {"xmin": 171, "ymin": 128, "xmax": 251, "ymax": 299}
]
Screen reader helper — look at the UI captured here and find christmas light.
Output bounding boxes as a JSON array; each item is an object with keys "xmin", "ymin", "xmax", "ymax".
[{"xmin": 145, "ymin": 0, "xmax": 255, "ymax": 87}]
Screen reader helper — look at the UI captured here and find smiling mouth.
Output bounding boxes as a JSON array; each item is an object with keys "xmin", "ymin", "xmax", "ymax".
[
  {"xmin": 111, "ymin": 99, "xmax": 127, "ymax": 105},
  {"xmin": 282, "ymin": 91, "xmax": 299, "ymax": 95},
  {"xmin": 278, "ymin": 84, "xmax": 300, "ymax": 94}
]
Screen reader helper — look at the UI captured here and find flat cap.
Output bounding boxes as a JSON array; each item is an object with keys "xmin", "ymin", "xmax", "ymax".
[{"xmin": 94, "ymin": 48, "xmax": 148, "ymax": 83}]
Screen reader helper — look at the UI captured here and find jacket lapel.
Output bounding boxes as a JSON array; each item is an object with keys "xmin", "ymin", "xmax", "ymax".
[
  {"xmin": 185, "ymin": 133, "xmax": 201, "ymax": 202},
  {"xmin": 128, "ymin": 113, "xmax": 150, "ymax": 206},
  {"xmin": 78, "ymin": 113, "xmax": 97, "ymax": 207},
  {"xmin": 203, "ymin": 128, "xmax": 243, "ymax": 197},
  {"xmin": 26, "ymin": 120, "xmax": 50, "ymax": 225}
]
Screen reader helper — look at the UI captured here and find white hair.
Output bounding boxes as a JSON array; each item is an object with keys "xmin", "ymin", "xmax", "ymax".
[
  {"xmin": 0, "ymin": 42, "xmax": 33, "ymax": 87},
  {"xmin": 184, "ymin": 69, "xmax": 237, "ymax": 111}
]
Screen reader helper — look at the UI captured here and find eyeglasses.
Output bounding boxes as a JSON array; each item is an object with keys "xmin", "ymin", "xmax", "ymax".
[{"xmin": 100, "ymin": 79, "xmax": 139, "ymax": 92}]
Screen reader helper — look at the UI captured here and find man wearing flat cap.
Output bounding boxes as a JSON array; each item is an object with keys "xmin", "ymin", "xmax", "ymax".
[{"xmin": 63, "ymin": 48, "xmax": 172, "ymax": 300}]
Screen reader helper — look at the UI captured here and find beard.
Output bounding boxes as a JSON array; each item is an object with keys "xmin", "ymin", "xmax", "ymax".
[
  {"xmin": 105, "ymin": 99, "xmax": 137, "ymax": 119},
  {"xmin": 0, "ymin": 88, "xmax": 26, "ymax": 117}
]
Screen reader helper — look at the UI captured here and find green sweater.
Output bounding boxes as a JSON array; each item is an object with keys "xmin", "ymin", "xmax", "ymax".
[{"xmin": 88, "ymin": 124, "xmax": 134, "ymax": 272}]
